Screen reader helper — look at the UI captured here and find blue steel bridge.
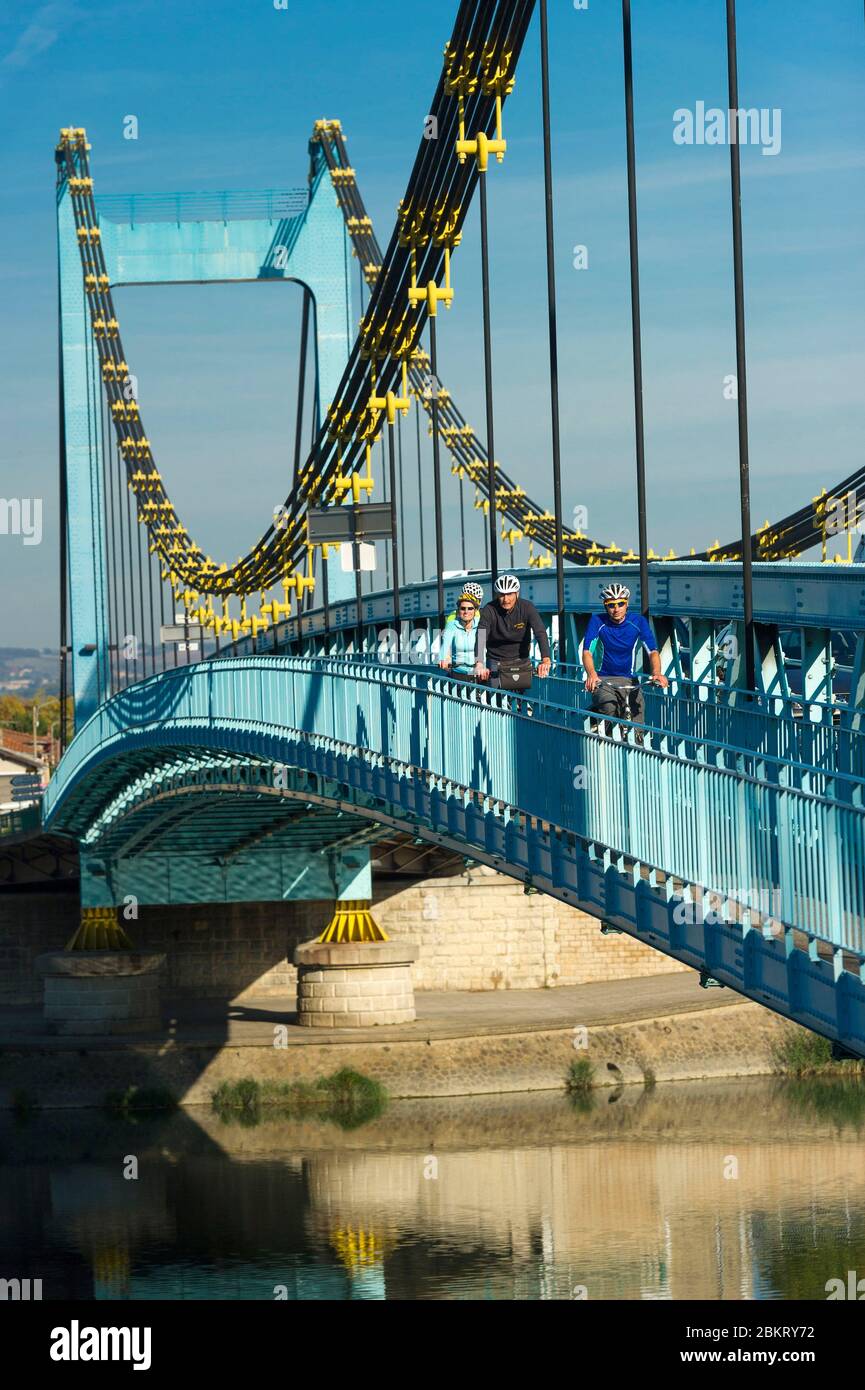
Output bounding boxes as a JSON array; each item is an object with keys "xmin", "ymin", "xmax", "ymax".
[{"xmin": 41, "ymin": 1, "xmax": 865, "ymax": 1055}]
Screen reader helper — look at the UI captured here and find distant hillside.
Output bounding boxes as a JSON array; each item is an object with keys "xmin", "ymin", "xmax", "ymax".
[{"xmin": 0, "ymin": 649, "xmax": 60, "ymax": 697}]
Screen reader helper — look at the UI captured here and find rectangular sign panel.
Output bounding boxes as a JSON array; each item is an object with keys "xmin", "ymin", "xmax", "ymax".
[
  {"xmin": 160, "ymin": 624, "xmax": 205, "ymax": 644},
  {"xmin": 308, "ymin": 504, "xmax": 393, "ymax": 543},
  {"xmin": 340, "ymin": 542, "xmax": 378, "ymax": 573}
]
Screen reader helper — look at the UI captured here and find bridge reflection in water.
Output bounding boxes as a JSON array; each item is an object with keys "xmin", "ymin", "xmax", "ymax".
[{"xmin": 2, "ymin": 1078, "xmax": 864, "ymax": 1301}]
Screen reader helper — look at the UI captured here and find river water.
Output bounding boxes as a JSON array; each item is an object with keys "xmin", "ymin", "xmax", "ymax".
[{"xmin": 2, "ymin": 1076, "xmax": 864, "ymax": 1301}]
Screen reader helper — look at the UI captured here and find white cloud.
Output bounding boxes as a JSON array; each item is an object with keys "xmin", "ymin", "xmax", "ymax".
[{"xmin": 0, "ymin": 3, "xmax": 77, "ymax": 77}]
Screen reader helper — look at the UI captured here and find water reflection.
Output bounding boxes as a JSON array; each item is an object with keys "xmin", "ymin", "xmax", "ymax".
[{"xmin": 1, "ymin": 1077, "xmax": 864, "ymax": 1300}]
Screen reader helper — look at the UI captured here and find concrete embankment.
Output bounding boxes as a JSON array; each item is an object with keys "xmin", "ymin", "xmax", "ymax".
[{"xmin": 0, "ymin": 974, "xmax": 802, "ymax": 1109}]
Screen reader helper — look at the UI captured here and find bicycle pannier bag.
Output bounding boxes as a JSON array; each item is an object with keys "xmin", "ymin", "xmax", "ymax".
[{"xmin": 497, "ymin": 658, "xmax": 533, "ymax": 692}]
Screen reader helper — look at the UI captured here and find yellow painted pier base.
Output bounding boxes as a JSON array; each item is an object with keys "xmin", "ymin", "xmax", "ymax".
[
  {"xmin": 66, "ymin": 906, "xmax": 133, "ymax": 951},
  {"xmin": 318, "ymin": 900, "xmax": 388, "ymax": 944}
]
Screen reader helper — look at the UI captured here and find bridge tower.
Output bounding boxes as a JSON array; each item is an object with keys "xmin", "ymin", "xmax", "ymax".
[{"xmin": 57, "ymin": 131, "xmax": 354, "ymax": 729}]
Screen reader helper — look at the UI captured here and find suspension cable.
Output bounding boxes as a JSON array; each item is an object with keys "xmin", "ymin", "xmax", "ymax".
[
  {"xmin": 540, "ymin": 0, "xmax": 566, "ymax": 657},
  {"xmin": 725, "ymin": 0, "xmax": 756, "ymax": 690},
  {"xmin": 622, "ymin": 0, "xmax": 649, "ymax": 622}
]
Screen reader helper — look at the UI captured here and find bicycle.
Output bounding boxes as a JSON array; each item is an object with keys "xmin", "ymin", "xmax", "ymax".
[{"xmin": 588, "ymin": 675, "xmax": 666, "ymax": 744}]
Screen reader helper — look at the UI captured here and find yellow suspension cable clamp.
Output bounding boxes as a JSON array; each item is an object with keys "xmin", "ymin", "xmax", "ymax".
[
  {"xmin": 58, "ymin": 128, "xmax": 90, "ymax": 151},
  {"xmin": 528, "ymin": 541, "xmax": 552, "ymax": 569},
  {"xmin": 359, "ymin": 315, "xmax": 389, "ymax": 362},
  {"xmin": 367, "ymin": 361, "xmax": 411, "ymax": 427},
  {"xmin": 398, "ymin": 201, "xmax": 429, "ymax": 249},
  {"xmin": 495, "ymin": 485, "xmax": 526, "ymax": 509},
  {"xmin": 441, "ymin": 424, "xmax": 474, "ymax": 452},
  {"xmin": 456, "ymin": 127, "xmax": 505, "ymax": 171},
  {"xmin": 408, "ymin": 248, "xmax": 454, "ymax": 315}
]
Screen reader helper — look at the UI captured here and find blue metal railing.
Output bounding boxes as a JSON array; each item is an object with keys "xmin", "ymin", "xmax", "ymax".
[
  {"xmin": 45, "ymin": 656, "xmax": 865, "ymax": 956},
  {"xmin": 257, "ymin": 651, "xmax": 865, "ymax": 779},
  {"xmin": 96, "ymin": 189, "xmax": 308, "ymax": 225},
  {"xmin": 535, "ymin": 666, "xmax": 865, "ymax": 778}
]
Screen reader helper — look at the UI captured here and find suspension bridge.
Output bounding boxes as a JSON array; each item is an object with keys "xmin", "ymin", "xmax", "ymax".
[{"xmin": 28, "ymin": 0, "xmax": 865, "ymax": 1054}]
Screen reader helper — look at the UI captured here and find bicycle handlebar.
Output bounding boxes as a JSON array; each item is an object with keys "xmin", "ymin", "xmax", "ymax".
[{"xmin": 594, "ymin": 675, "xmax": 665, "ymax": 687}]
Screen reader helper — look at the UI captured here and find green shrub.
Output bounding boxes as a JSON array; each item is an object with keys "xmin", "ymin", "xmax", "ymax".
[
  {"xmin": 565, "ymin": 1057, "xmax": 594, "ymax": 1093},
  {"xmin": 772, "ymin": 1029, "xmax": 834, "ymax": 1076},
  {"xmin": 211, "ymin": 1069, "xmax": 386, "ymax": 1130},
  {"xmin": 313, "ymin": 1068, "xmax": 387, "ymax": 1130}
]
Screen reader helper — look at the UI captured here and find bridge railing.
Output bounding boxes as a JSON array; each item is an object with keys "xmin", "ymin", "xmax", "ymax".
[
  {"xmin": 537, "ymin": 665, "xmax": 865, "ymax": 779},
  {"xmin": 331, "ymin": 653, "xmax": 861, "ymax": 800},
  {"xmin": 264, "ymin": 650, "xmax": 865, "ymax": 778},
  {"xmin": 46, "ymin": 656, "xmax": 865, "ymax": 956}
]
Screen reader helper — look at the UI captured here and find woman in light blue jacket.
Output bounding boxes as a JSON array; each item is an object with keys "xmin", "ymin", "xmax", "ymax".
[{"xmin": 439, "ymin": 583, "xmax": 484, "ymax": 679}]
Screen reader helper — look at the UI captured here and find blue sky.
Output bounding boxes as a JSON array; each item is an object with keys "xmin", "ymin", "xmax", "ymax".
[{"xmin": 1, "ymin": 0, "xmax": 863, "ymax": 646}]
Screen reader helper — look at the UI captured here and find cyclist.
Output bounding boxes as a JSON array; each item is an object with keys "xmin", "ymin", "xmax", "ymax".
[
  {"xmin": 474, "ymin": 574, "xmax": 551, "ymax": 689},
  {"xmin": 582, "ymin": 583, "xmax": 668, "ymax": 729},
  {"xmin": 439, "ymin": 582, "xmax": 484, "ymax": 679}
]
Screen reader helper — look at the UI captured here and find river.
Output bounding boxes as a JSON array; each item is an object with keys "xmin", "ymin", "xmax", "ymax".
[{"xmin": 2, "ymin": 1075, "xmax": 864, "ymax": 1300}]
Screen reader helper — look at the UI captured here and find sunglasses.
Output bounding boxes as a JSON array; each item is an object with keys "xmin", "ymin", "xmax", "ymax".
[
  {"xmin": 458, "ymin": 604, "xmax": 476, "ymax": 612},
  {"xmin": 605, "ymin": 601, "xmax": 627, "ymax": 610}
]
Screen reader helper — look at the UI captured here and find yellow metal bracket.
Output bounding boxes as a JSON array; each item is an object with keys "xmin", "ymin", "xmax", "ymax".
[
  {"xmin": 333, "ymin": 442, "xmax": 375, "ymax": 505},
  {"xmin": 367, "ymin": 361, "xmax": 412, "ymax": 426},
  {"xmin": 318, "ymin": 900, "xmax": 388, "ymax": 944},
  {"xmin": 408, "ymin": 253, "xmax": 455, "ymax": 315},
  {"xmin": 456, "ymin": 127, "xmax": 505, "ymax": 171},
  {"xmin": 66, "ymin": 907, "xmax": 133, "ymax": 951}
]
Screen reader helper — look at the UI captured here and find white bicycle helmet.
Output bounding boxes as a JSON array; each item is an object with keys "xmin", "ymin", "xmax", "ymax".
[
  {"xmin": 494, "ymin": 573, "xmax": 521, "ymax": 594},
  {"xmin": 601, "ymin": 582, "xmax": 631, "ymax": 604},
  {"xmin": 459, "ymin": 581, "xmax": 484, "ymax": 607}
]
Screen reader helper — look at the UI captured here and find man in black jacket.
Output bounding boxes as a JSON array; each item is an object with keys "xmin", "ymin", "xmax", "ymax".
[{"xmin": 473, "ymin": 574, "xmax": 552, "ymax": 687}]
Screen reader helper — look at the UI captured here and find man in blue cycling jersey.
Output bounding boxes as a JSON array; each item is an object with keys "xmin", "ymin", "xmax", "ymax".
[{"xmin": 582, "ymin": 583, "xmax": 668, "ymax": 727}]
